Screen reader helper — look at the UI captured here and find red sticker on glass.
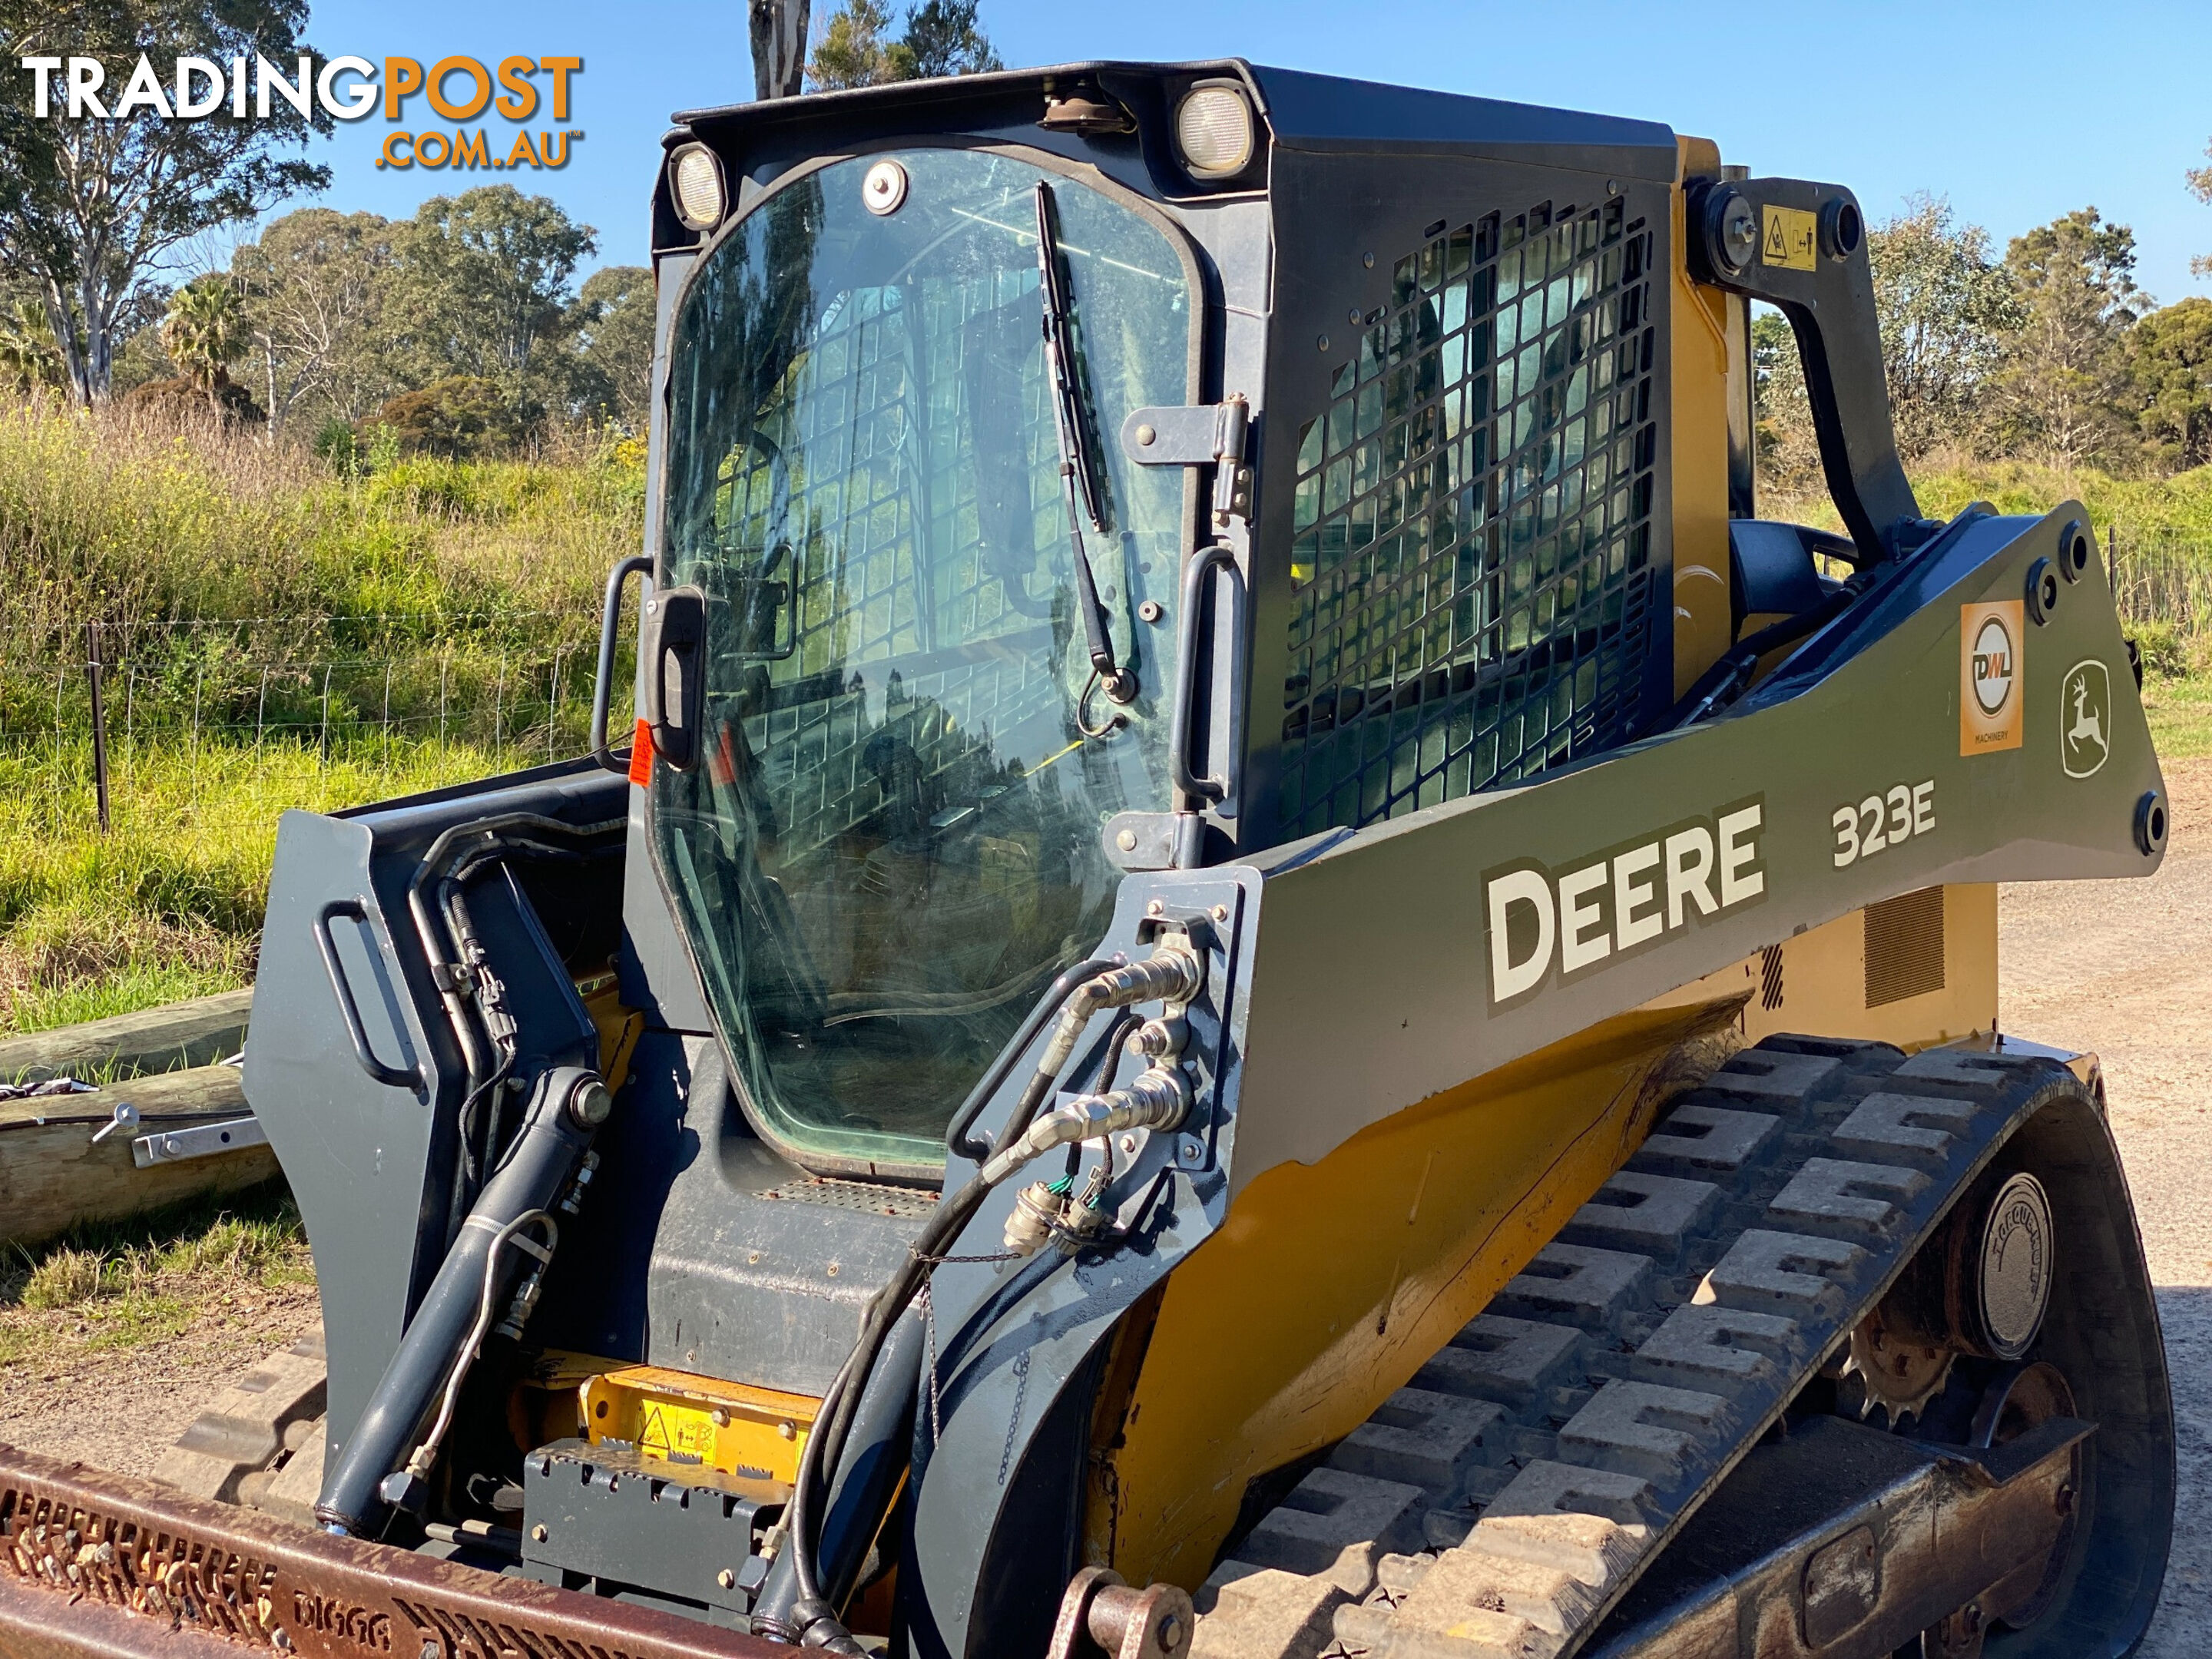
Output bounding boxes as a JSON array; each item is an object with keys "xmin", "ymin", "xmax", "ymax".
[{"xmin": 627, "ymin": 717, "xmax": 655, "ymax": 786}]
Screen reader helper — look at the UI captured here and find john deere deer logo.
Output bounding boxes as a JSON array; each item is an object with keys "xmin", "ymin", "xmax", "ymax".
[{"xmin": 2061, "ymin": 660, "xmax": 2111, "ymax": 779}]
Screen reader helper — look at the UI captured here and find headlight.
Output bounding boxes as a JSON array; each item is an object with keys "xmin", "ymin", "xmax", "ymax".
[
  {"xmin": 1174, "ymin": 84, "xmax": 1255, "ymax": 180},
  {"xmin": 671, "ymin": 144, "xmax": 725, "ymax": 232}
]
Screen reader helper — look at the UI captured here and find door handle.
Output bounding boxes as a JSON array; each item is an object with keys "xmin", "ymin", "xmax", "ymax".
[
  {"xmin": 590, "ymin": 554, "xmax": 654, "ymax": 774},
  {"xmin": 314, "ymin": 898, "xmax": 423, "ymax": 1091},
  {"xmin": 639, "ymin": 584, "xmax": 707, "ymax": 772}
]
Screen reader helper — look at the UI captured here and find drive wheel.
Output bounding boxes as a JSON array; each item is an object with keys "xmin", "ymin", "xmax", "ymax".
[{"xmin": 1928, "ymin": 1090, "xmax": 2171, "ymax": 1657}]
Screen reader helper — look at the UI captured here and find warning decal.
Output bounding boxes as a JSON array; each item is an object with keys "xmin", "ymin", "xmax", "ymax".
[{"xmin": 1761, "ymin": 205, "xmax": 1818, "ymax": 271}]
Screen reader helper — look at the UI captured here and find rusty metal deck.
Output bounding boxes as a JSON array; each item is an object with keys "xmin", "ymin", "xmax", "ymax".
[{"xmin": 0, "ymin": 1444, "xmax": 786, "ymax": 1659}]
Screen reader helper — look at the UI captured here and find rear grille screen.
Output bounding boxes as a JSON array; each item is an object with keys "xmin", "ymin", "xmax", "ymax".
[
  {"xmin": 1279, "ymin": 197, "xmax": 1660, "ymax": 836},
  {"xmin": 1864, "ymin": 886, "xmax": 1947, "ymax": 1008}
]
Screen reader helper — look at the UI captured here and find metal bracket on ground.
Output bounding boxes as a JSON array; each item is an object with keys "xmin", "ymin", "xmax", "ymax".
[{"xmin": 131, "ymin": 1115, "xmax": 267, "ymax": 1167}]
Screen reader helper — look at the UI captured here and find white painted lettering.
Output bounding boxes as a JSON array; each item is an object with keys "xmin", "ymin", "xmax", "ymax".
[
  {"xmin": 1558, "ymin": 863, "xmax": 1611, "ymax": 974},
  {"xmin": 1717, "ymin": 804, "xmax": 1765, "ymax": 906},
  {"xmin": 1912, "ymin": 780, "xmax": 1936, "ymax": 836},
  {"xmin": 1613, "ymin": 843, "xmax": 1663, "ymax": 949},
  {"xmin": 1664, "ymin": 826, "xmax": 1717, "ymax": 929},
  {"xmin": 1485, "ymin": 798, "xmax": 1767, "ymax": 1005},
  {"xmin": 1486, "ymin": 867, "xmax": 1555, "ymax": 1002}
]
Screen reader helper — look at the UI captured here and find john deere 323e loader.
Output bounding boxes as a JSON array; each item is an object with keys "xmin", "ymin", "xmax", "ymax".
[{"xmin": 0, "ymin": 60, "xmax": 2176, "ymax": 1659}]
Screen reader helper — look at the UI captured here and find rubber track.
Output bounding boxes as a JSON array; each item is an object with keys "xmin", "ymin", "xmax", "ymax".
[{"xmin": 1187, "ymin": 1036, "xmax": 2071, "ymax": 1659}]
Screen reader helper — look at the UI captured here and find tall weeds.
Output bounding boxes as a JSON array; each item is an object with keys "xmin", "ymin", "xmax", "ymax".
[{"xmin": 0, "ymin": 395, "xmax": 644, "ymax": 1032}]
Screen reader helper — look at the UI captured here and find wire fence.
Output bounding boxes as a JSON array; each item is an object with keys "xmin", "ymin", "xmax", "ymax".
[
  {"xmin": 3, "ymin": 527, "xmax": 2209, "ymax": 826},
  {"xmin": 0, "ymin": 604, "xmax": 633, "ymax": 822},
  {"xmin": 2109, "ymin": 529, "xmax": 2212, "ymax": 639}
]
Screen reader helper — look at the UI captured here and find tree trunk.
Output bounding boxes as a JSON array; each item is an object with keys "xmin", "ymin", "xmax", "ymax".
[
  {"xmin": 750, "ymin": 0, "xmax": 811, "ymax": 99},
  {"xmin": 38, "ymin": 282, "xmax": 90, "ymax": 406},
  {"xmin": 77, "ymin": 262, "xmax": 114, "ymax": 402}
]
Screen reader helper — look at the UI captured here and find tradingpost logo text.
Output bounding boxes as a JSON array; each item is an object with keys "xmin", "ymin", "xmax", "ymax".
[{"xmin": 16, "ymin": 54, "xmax": 584, "ymax": 171}]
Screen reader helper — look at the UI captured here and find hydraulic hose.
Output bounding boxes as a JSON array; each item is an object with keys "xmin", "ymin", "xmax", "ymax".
[
  {"xmin": 1665, "ymin": 582, "xmax": 1863, "ymax": 730},
  {"xmin": 780, "ymin": 1174, "xmax": 992, "ymax": 1654},
  {"xmin": 405, "ymin": 813, "xmax": 622, "ymax": 1222},
  {"xmin": 775, "ymin": 944, "xmax": 1206, "ymax": 1651},
  {"xmin": 750, "ymin": 1313, "xmax": 926, "ymax": 1640},
  {"xmin": 316, "ymin": 1064, "xmax": 609, "ymax": 1536},
  {"xmin": 942, "ymin": 958, "xmax": 1120, "ymax": 1162}
]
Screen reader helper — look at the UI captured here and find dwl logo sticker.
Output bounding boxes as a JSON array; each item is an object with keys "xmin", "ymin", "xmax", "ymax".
[
  {"xmin": 1959, "ymin": 601, "xmax": 2024, "ymax": 755},
  {"xmin": 2061, "ymin": 660, "xmax": 2111, "ymax": 779}
]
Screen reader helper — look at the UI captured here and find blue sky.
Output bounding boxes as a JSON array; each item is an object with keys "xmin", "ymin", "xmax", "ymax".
[{"xmin": 286, "ymin": 0, "xmax": 2212, "ymax": 304}]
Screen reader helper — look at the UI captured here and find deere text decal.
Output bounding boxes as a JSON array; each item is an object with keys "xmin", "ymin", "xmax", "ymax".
[{"xmin": 1485, "ymin": 799, "xmax": 1767, "ymax": 1007}]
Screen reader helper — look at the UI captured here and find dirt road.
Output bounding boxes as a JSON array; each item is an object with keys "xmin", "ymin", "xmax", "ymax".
[
  {"xmin": 2003, "ymin": 757, "xmax": 2212, "ymax": 1655},
  {"xmin": 2, "ymin": 766, "xmax": 2207, "ymax": 1648}
]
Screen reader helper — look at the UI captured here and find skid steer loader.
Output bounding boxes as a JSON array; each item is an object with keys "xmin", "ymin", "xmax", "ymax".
[{"xmin": 0, "ymin": 59, "xmax": 2175, "ymax": 1659}]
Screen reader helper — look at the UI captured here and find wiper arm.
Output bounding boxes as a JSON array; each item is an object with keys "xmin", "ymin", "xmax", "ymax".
[{"xmin": 1034, "ymin": 182, "xmax": 1137, "ymax": 709}]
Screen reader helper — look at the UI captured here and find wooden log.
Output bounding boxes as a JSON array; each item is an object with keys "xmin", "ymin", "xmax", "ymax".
[
  {"xmin": 0, "ymin": 1065, "xmax": 280, "ymax": 1250},
  {"xmin": 0, "ymin": 988, "xmax": 254, "ymax": 1084}
]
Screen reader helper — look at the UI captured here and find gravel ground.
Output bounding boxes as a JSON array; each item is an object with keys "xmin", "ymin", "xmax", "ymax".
[
  {"xmin": 2002, "ymin": 756, "xmax": 2212, "ymax": 1656},
  {"xmin": 1, "ymin": 764, "xmax": 2206, "ymax": 1650}
]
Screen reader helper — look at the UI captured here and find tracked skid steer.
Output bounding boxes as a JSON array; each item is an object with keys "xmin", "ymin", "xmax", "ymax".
[{"xmin": 0, "ymin": 61, "xmax": 2176, "ymax": 1659}]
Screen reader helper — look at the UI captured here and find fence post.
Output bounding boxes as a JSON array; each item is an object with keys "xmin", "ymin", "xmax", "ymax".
[
  {"xmin": 190, "ymin": 667, "xmax": 204, "ymax": 806},
  {"xmin": 494, "ymin": 654, "xmax": 507, "ymax": 766},
  {"xmin": 320, "ymin": 664, "xmax": 333, "ymax": 767},
  {"xmin": 256, "ymin": 668, "xmax": 269, "ymax": 748},
  {"xmin": 548, "ymin": 647, "xmax": 564, "ymax": 760},
  {"xmin": 86, "ymin": 621, "xmax": 110, "ymax": 833},
  {"xmin": 382, "ymin": 660, "xmax": 393, "ymax": 773},
  {"xmin": 439, "ymin": 654, "xmax": 449, "ymax": 747}
]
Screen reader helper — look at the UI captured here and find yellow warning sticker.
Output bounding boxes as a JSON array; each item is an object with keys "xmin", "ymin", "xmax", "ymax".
[
  {"xmin": 1761, "ymin": 205, "xmax": 1818, "ymax": 272},
  {"xmin": 637, "ymin": 1400, "xmax": 717, "ymax": 1462}
]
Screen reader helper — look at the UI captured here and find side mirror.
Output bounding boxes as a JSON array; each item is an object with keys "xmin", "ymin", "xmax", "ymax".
[{"xmin": 641, "ymin": 584, "xmax": 707, "ymax": 770}]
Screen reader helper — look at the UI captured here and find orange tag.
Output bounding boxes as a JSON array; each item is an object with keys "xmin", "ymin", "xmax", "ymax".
[
  {"xmin": 628, "ymin": 717, "xmax": 656, "ymax": 786},
  {"xmin": 1959, "ymin": 601, "xmax": 2024, "ymax": 755}
]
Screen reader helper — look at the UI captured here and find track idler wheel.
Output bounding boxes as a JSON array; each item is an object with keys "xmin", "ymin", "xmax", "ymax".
[
  {"xmin": 1898, "ymin": 1084, "xmax": 2170, "ymax": 1657},
  {"xmin": 1843, "ymin": 1168, "xmax": 2058, "ymax": 1426}
]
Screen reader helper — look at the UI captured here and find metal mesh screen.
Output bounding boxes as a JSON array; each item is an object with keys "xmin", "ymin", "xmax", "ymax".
[{"xmin": 1277, "ymin": 196, "xmax": 1661, "ymax": 837}]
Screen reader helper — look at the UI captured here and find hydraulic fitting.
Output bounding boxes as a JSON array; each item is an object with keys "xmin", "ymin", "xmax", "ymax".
[
  {"xmin": 1125, "ymin": 1015, "xmax": 1188, "ymax": 1061},
  {"xmin": 1005, "ymin": 1181, "xmax": 1065, "ymax": 1255},
  {"xmin": 980, "ymin": 1063, "xmax": 1191, "ymax": 1186},
  {"xmin": 1034, "ymin": 943, "xmax": 1204, "ymax": 1083}
]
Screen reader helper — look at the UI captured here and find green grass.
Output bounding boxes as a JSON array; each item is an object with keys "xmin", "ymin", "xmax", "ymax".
[
  {"xmin": 1765, "ymin": 458, "xmax": 2212, "ymax": 542},
  {"xmin": 0, "ymin": 1181, "xmax": 313, "ymax": 1364},
  {"xmin": 0, "ymin": 395, "xmax": 640, "ymax": 1035},
  {"xmin": 3, "ymin": 407, "xmax": 2207, "ymax": 1037},
  {"xmin": 2143, "ymin": 670, "xmax": 2212, "ymax": 761},
  {"xmin": 0, "ymin": 733, "xmax": 509, "ymax": 1031}
]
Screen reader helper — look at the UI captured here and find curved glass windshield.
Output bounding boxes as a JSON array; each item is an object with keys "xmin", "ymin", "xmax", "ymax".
[{"xmin": 653, "ymin": 148, "xmax": 1193, "ymax": 1174}]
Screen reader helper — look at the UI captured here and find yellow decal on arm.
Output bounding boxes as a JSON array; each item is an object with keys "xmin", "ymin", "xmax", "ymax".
[{"xmin": 1761, "ymin": 205, "xmax": 1818, "ymax": 271}]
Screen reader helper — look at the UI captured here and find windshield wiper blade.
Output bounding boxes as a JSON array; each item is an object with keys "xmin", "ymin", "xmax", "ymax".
[{"xmin": 1034, "ymin": 182, "xmax": 1137, "ymax": 709}]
